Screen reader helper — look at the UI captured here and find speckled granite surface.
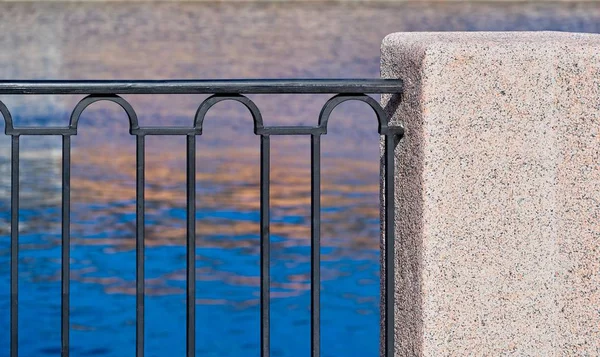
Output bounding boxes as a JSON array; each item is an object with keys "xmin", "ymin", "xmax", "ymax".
[{"xmin": 381, "ymin": 32, "xmax": 600, "ymax": 356}]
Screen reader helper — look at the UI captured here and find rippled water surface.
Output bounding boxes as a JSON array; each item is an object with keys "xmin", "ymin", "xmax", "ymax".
[{"xmin": 0, "ymin": 2, "xmax": 599, "ymax": 356}]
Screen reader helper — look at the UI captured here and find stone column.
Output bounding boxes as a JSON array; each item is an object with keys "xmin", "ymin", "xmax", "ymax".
[{"xmin": 380, "ymin": 32, "xmax": 600, "ymax": 356}]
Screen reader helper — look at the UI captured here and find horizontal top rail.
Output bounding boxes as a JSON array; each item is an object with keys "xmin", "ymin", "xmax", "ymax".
[{"xmin": 0, "ymin": 79, "xmax": 403, "ymax": 95}]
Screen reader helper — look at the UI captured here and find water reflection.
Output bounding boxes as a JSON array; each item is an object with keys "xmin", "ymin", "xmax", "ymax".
[
  {"xmin": 0, "ymin": 141, "xmax": 382, "ymax": 357},
  {"xmin": 0, "ymin": 2, "xmax": 599, "ymax": 357}
]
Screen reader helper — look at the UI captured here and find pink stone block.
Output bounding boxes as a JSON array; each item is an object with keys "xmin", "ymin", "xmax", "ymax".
[{"xmin": 380, "ymin": 32, "xmax": 600, "ymax": 356}]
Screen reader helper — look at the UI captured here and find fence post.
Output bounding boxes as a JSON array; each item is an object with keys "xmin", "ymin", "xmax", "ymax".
[{"xmin": 381, "ymin": 32, "xmax": 600, "ymax": 356}]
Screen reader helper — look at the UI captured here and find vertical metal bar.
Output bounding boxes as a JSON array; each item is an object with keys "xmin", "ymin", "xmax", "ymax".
[
  {"xmin": 136, "ymin": 135, "xmax": 145, "ymax": 357},
  {"xmin": 61, "ymin": 136, "xmax": 71, "ymax": 357},
  {"xmin": 186, "ymin": 135, "xmax": 196, "ymax": 357},
  {"xmin": 260, "ymin": 135, "xmax": 270, "ymax": 357},
  {"xmin": 384, "ymin": 134, "xmax": 395, "ymax": 357},
  {"xmin": 10, "ymin": 136, "xmax": 19, "ymax": 357},
  {"xmin": 310, "ymin": 134, "xmax": 321, "ymax": 357}
]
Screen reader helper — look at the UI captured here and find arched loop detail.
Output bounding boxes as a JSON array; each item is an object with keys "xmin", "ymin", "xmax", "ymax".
[
  {"xmin": 193, "ymin": 94, "xmax": 264, "ymax": 135},
  {"xmin": 69, "ymin": 94, "xmax": 140, "ymax": 135},
  {"xmin": 0, "ymin": 100, "xmax": 15, "ymax": 134},
  {"xmin": 318, "ymin": 94, "xmax": 394, "ymax": 135}
]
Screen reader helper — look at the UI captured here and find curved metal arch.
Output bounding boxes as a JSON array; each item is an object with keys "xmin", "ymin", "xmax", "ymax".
[
  {"xmin": 194, "ymin": 94, "xmax": 264, "ymax": 135},
  {"xmin": 0, "ymin": 100, "xmax": 14, "ymax": 134},
  {"xmin": 318, "ymin": 94, "xmax": 391, "ymax": 135},
  {"xmin": 69, "ymin": 94, "xmax": 140, "ymax": 134}
]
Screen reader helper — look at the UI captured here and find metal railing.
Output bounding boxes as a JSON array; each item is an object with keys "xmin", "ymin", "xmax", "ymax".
[{"xmin": 0, "ymin": 79, "xmax": 404, "ymax": 357}]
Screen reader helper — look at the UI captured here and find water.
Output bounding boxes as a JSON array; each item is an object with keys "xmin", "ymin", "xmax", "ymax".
[{"xmin": 0, "ymin": 2, "xmax": 599, "ymax": 356}]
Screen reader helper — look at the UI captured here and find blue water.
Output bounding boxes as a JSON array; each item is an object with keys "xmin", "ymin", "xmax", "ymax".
[{"xmin": 0, "ymin": 169, "xmax": 382, "ymax": 357}]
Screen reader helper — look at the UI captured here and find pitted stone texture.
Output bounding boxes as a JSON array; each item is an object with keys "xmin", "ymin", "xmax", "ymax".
[{"xmin": 380, "ymin": 32, "xmax": 600, "ymax": 356}]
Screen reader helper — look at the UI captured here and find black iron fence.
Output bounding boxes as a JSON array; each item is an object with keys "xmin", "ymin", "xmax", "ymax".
[{"xmin": 0, "ymin": 79, "xmax": 404, "ymax": 357}]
